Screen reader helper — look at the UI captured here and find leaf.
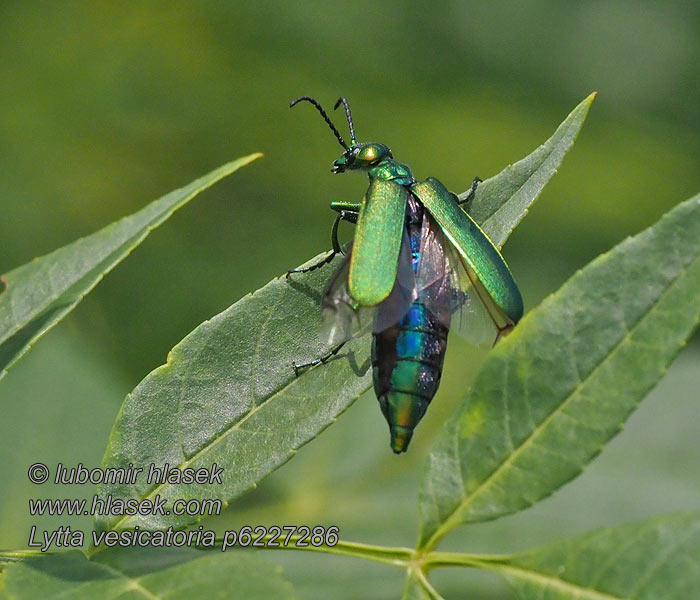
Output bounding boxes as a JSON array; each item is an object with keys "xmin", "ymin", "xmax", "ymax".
[
  {"xmin": 485, "ymin": 511, "xmax": 700, "ymax": 600},
  {"xmin": 418, "ymin": 194, "xmax": 700, "ymax": 550},
  {"xmin": 0, "ymin": 154, "xmax": 262, "ymax": 383},
  {"xmin": 1, "ymin": 547, "xmax": 296, "ymax": 600},
  {"xmin": 97, "ymin": 95, "xmax": 594, "ymax": 532},
  {"xmin": 96, "ymin": 259, "xmax": 374, "ymax": 531},
  {"xmin": 461, "ymin": 92, "xmax": 596, "ymax": 248}
]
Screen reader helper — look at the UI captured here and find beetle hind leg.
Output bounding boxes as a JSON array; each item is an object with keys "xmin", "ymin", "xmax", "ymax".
[
  {"xmin": 286, "ymin": 249, "xmax": 338, "ymax": 278},
  {"xmin": 292, "ymin": 341, "xmax": 347, "ymax": 375},
  {"xmin": 457, "ymin": 176, "xmax": 482, "ymax": 206}
]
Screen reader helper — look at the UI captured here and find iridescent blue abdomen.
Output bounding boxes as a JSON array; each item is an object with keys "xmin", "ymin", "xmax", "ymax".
[{"xmin": 371, "ymin": 196, "xmax": 450, "ymax": 453}]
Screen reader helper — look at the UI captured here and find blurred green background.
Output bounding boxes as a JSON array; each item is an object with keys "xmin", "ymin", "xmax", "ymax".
[{"xmin": 1, "ymin": 2, "xmax": 698, "ymax": 598}]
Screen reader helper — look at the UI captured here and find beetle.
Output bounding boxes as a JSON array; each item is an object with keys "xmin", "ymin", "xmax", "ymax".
[{"xmin": 287, "ymin": 96, "xmax": 523, "ymax": 453}]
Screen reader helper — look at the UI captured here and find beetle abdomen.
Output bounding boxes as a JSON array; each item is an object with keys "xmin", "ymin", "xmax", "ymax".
[{"xmin": 372, "ymin": 302, "xmax": 449, "ymax": 453}]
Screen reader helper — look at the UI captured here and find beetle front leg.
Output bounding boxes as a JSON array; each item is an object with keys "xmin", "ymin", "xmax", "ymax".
[
  {"xmin": 457, "ymin": 176, "xmax": 482, "ymax": 206},
  {"xmin": 286, "ymin": 214, "xmax": 344, "ymax": 278},
  {"xmin": 287, "ymin": 210, "xmax": 358, "ymax": 278},
  {"xmin": 331, "ymin": 209, "xmax": 359, "ymax": 255},
  {"xmin": 292, "ymin": 341, "xmax": 347, "ymax": 374}
]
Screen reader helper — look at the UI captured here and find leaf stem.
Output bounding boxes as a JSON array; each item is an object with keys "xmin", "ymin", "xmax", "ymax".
[
  {"xmin": 0, "ymin": 549, "xmax": 47, "ymax": 572},
  {"xmin": 421, "ymin": 551, "xmax": 505, "ymax": 570},
  {"xmin": 210, "ymin": 533, "xmax": 509, "ymax": 574},
  {"xmin": 4, "ymin": 537, "xmax": 511, "ymax": 579},
  {"xmin": 0, "ymin": 549, "xmax": 46, "ymax": 561},
  {"xmin": 213, "ymin": 535, "xmax": 414, "ymax": 568},
  {"xmin": 411, "ymin": 566, "xmax": 447, "ymax": 599}
]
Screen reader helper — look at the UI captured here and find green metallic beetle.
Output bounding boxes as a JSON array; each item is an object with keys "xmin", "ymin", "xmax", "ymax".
[{"xmin": 288, "ymin": 96, "xmax": 523, "ymax": 453}]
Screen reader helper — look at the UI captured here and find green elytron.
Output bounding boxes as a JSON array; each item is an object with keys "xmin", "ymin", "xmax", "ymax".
[{"xmin": 289, "ymin": 97, "xmax": 523, "ymax": 453}]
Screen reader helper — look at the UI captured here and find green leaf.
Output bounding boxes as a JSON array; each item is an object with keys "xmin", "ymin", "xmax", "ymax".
[
  {"xmin": 418, "ymin": 194, "xmax": 700, "ymax": 550},
  {"xmin": 1, "ymin": 548, "xmax": 296, "ymax": 600},
  {"xmin": 0, "ymin": 154, "xmax": 261, "ymax": 383},
  {"xmin": 461, "ymin": 92, "xmax": 596, "ymax": 248},
  {"xmin": 485, "ymin": 511, "xmax": 700, "ymax": 600},
  {"xmin": 96, "ymin": 262, "xmax": 374, "ymax": 531},
  {"xmin": 97, "ymin": 96, "xmax": 594, "ymax": 532}
]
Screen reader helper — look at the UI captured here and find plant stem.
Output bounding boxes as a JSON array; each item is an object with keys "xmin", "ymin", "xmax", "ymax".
[
  {"xmin": 216, "ymin": 533, "xmax": 510, "ymax": 575},
  {"xmin": 0, "ymin": 549, "xmax": 46, "ymax": 562},
  {"xmin": 213, "ymin": 534, "xmax": 413, "ymax": 568},
  {"xmin": 6, "ymin": 535, "xmax": 509, "ymax": 579},
  {"xmin": 0, "ymin": 549, "xmax": 47, "ymax": 572},
  {"xmin": 422, "ymin": 551, "xmax": 504, "ymax": 571},
  {"xmin": 411, "ymin": 567, "xmax": 446, "ymax": 599}
]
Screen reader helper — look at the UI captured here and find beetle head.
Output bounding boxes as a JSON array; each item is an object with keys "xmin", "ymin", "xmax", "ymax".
[
  {"xmin": 331, "ymin": 142, "xmax": 392, "ymax": 174},
  {"xmin": 291, "ymin": 96, "xmax": 391, "ymax": 173}
]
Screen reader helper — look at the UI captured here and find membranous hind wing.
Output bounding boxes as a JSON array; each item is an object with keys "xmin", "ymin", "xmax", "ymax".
[
  {"xmin": 411, "ymin": 177, "xmax": 523, "ymax": 337},
  {"xmin": 321, "ymin": 231, "xmax": 417, "ymax": 346},
  {"xmin": 415, "ymin": 209, "xmax": 501, "ymax": 348}
]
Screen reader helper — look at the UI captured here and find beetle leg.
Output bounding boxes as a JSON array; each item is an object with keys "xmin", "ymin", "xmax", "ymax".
[
  {"xmin": 332, "ymin": 210, "xmax": 359, "ymax": 255},
  {"xmin": 286, "ymin": 214, "xmax": 344, "ymax": 277},
  {"xmin": 457, "ymin": 176, "xmax": 483, "ymax": 206},
  {"xmin": 286, "ymin": 249, "xmax": 338, "ymax": 278},
  {"xmin": 292, "ymin": 341, "xmax": 347, "ymax": 375},
  {"xmin": 331, "ymin": 212, "xmax": 344, "ymax": 255},
  {"xmin": 287, "ymin": 209, "xmax": 360, "ymax": 278},
  {"xmin": 338, "ymin": 209, "xmax": 359, "ymax": 224}
]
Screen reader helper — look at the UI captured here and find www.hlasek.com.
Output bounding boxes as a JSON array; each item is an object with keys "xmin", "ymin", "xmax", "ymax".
[{"xmin": 26, "ymin": 462, "xmax": 339, "ymax": 552}]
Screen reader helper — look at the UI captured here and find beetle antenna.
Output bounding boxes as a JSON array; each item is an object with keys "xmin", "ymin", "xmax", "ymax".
[
  {"xmin": 290, "ymin": 96, "xmax": 349, "ymax": 150},
  {"xmin": 333, "ymin": 97, "xmax": 356, "ymax": 145}
]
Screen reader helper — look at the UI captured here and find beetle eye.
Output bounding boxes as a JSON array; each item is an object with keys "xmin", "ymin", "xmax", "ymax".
[{"xmin": 358, "ymin": 146, "xmax": 380, "ymax": 164}]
